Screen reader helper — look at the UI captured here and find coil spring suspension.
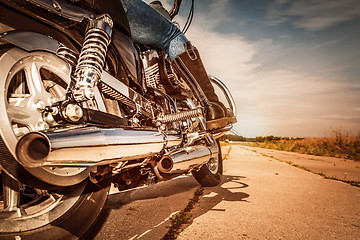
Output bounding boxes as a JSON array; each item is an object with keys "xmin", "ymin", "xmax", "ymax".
[
  {"xmin": 157, "ymin": 108, "xmax": 203, "ymax": 123},
  {"xmin": 57, "ymin": 43, "xmax": 78, "ymax": 68},
  {"xmin": 73, "ymin": 14, "xmax": 113, "ymax": 102}
]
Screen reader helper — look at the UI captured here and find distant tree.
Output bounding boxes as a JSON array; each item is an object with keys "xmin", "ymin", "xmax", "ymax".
[{"xmin": 220, "ymin": 134, "xmax": 247, "ymax": 142}]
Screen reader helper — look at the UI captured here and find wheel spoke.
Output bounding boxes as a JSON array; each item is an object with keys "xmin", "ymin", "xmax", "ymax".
[
  {"xmin": 7, "ymin": 104, "xmax": 33, "ymax": 121},
  {"xmin": 7, "ymin": 99, "xmax": 44, "ymax": 132},
  {"xmin": 24, "ymin": 61, "xmax": 46, "ymax": 96},
  {"xmin": 7, "ymin": 60, "xmax": 59, "ymax": 132}
]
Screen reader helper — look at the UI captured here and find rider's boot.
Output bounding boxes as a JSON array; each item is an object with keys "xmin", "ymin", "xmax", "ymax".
[{"xmin": 172, "ymin": 42, "xmax": 236, "ymax": 130}]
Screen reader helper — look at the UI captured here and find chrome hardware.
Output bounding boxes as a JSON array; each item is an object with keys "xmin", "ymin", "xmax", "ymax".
[
  {"xmin": 43, "ymin": 111, "xmax": 57, "ymax": 126},
  {"xmin": 143, "ymin": 50, "xmax": 166, "ymax": 92},
  {"xmin": 14, "ymin": 125, "xmax": 219, "ymax": 176},
  {"xmin": 156, "ymin": 144, "xmax": 217, "ymax": 174},
  {"xmin": 15, "ymin": 126, "xmax": 182, "ymax": 167},
  {"xmin": 73, "ymin": 84, "xmax": 95, "ymax": 101},
  {"xmin": 36, "ymin": 121, "xmax": 49, "ymax": 131},
  {"xmin": 56, "ymin": 43, "xmax": 78, "ymax": 68},
  {"xmin": 62, "ymin": 103, "xmax": 83, "ymax": 122},
  {"xmin": 144, "ymin": 63, "xmax": 161, "ymax": 89},
  {"xmin": 157, "ymin": 108, "xmax": 203, "ymax": 123},
  {"xmin": 73, "ymin": 14, "xmax": 113, "ymax": 102},
  {"xmin": 98, "ymin": 72, "xmax": 154, "ymax": 118},
  {"xmin": 34, "ymin": 100, "xmax": 46, "ymax": 112},
  {"xmin": 186, "ymin": 98, "xmax": 207, "ymax": 130},
  {"xmin": 209, "ymin": 75, "xmax": 237, "ymax": 117}
]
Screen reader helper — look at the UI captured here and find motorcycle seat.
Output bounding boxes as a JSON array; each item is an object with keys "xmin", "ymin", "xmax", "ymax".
[{"xmin": 80, "ymin": 0, "xmax": 131, "ymax": 36}]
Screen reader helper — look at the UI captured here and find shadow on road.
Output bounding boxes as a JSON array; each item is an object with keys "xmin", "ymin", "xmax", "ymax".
[
  {"xmin": 170, "ymin": 175, "xmax": 250, "ymax": 238},
  {"xmin": 83, "ymin": 174, "xmax": 250, "ymax": 240},
  {"xmin": 212, "ymin": 175, "xmax": 249, "ymax": 201},
  {"xmin": 83, "ymin": 176, "xmax": 200, "ymax": 240},
  {"xmin": 106, "ymin": 176, "xmax": 200, "ymax": 207}
]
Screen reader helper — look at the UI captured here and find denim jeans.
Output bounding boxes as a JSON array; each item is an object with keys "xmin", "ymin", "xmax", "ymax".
[{"xmin": 122, "ymin": 0, "xmax": 188, "ymax": 60}]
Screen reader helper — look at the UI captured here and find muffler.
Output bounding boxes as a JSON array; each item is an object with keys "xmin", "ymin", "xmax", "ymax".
[
  {"xmin": 15, "ymin": 126, "xmax": 182, "ymax": 168},
  {"xmin": 156, "ymin": 141, "xmax": 219, "ymax": 174}
]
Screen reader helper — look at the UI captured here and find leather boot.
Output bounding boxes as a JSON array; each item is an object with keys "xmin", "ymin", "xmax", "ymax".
[{"xmin": 172, "ymin": 42, "xmax": 236, "ymax": 130}]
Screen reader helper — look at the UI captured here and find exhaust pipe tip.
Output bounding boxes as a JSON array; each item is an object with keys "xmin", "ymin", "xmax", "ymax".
[
  {"xmin": 16, "ymin": 132, "xmax": 50, "ymax": 168},
  {"xmin": 157, "ymin": 156, "xmax": 174, "ymax": 173}
]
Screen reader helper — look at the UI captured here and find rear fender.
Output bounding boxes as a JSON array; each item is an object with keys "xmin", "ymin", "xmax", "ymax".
[{"xmin": 1, "ymin": 30, "xmax": 60, "ymax": 53}]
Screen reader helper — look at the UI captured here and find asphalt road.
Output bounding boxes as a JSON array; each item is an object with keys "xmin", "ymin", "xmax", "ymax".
[{"xmin": 86, "ymin": 144, "xmax": 360, "ymax": 240}]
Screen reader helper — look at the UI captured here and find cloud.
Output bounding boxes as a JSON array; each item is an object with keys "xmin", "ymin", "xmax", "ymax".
[
  {"xmin": 181, "ymin": 1, "xmax": 360, "ymax": 137},
  {"xmin": 267, "ymin": 0, "xmax": 360, "ymax": 31},
  {"xmin": 239, "ymin": 69, "xmax": 360, "ymax": 136},
  {"xmin": 186, "ymin": 27, "xmax": 258, "ymax": 82},
  {"xmin": 141, "ymin": 0, "xmax": 360, "ymax": 137}
]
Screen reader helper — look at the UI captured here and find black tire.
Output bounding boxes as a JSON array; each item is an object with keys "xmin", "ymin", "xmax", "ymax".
[
  {"xmin": 0, "ymin": 178, "xmax": 110, "ymax": 240},
  {"xmin": 192, "ymin": 139, "xmax": 223, "ymax": 187}
]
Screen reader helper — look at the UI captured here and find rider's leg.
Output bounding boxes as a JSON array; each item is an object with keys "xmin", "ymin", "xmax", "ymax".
[
  {"xmin": 122, "ymin": 0, "xmax": 235, "ymax": 129},
  {"xmin": 171, "ymin": 42, "xmax": 236, "ymax": 129},
  {"xmin": 122, "ymin": 0, "xmax": 186, "ymax": 59}
]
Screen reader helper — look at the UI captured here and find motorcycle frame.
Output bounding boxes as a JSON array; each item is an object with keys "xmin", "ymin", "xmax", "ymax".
[
  {"xmin": 0, "ymin": 0, "xmax": 234, "ymax": 188},
  {"xmin": 0, "ymin": 0, "xmax": 157, "ymax": 115}
]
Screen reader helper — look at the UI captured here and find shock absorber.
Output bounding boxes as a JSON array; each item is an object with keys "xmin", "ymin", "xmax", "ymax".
[
  {"xmin": 57, "ymin": 43, "xmax": 78, "ymax": 69},
  {"xmin": 73, "ymin": 14, "xmax": 113, "ymax": 102}
]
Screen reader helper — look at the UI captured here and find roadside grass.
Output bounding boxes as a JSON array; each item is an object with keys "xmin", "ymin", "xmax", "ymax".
[
  {"xmin": 243, "ymin": 130, "xmax": 360, "ymax": 161},
  {"xmin": 161, "ymin": 143, "xmax": 234, "ymax": 239},
  {"xmin": 253, "ymin": 150, "xmax": 360, "ymax": 188},
  {"xmin": 220, "ymin": 142, "xmax": 233, "ymax": 161},
  {"xmin": 162, "ymin": 187, "xmax": 204, "ymax": 240}
]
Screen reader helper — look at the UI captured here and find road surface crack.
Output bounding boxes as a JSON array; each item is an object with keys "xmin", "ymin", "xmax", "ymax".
[
  {"xmin": 243, "ymin": 146, "xmax": 360, "ymax": 187},
  {"xmin": 161, "ymin": 187, "xmax": 204, "ymax": 240}
]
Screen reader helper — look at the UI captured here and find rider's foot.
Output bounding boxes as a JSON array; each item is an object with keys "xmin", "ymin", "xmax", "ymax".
[{"xmin": 206, "ymin": 102, "xmax": 236, "ymax": 130}]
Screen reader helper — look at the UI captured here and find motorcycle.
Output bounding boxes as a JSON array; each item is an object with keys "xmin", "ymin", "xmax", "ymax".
[{"xmin": 0, "ymin": 0, "xmax": 236, "ymax": 238}]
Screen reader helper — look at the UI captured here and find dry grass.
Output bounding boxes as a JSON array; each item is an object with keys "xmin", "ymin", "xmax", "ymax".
[{"xmin": 245, "ymin": 130, "xmax": 360, "ymax": 161}]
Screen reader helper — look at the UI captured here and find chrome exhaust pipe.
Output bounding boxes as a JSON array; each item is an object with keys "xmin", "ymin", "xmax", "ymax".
[
  {"xmin": 157, "ymin": 141, "xmax": 219, "ymax": 174},
  {"xmin": 15, "ymin": 126, "xmax": 182, "ymax": 168},
  {"xmin": 16, "ymin": 132, "xmax": 51, "ymax": 168}
]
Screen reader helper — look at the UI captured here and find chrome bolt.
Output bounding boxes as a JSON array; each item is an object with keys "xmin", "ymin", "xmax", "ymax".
[
  {"xmin": 53, "ymin": 1, "xmax": 62, "ymax": 12},
  {"xmin": 35, "ymin": 100, "xmax": 46, "ymax": 112},
  {"xmin": 83, "ymin": 87, "xmax": 95, "ymax": 99},
  {"xmin": 65, "ymin": 103, "xmax": 83, "ymax": 122},
  {"xmin": 73, "ymin": 86, "xmax": 95, "ymax": 102},
  {"xmin": 43, "ymin": 112, "xmax": 56, "ymax": 126}
]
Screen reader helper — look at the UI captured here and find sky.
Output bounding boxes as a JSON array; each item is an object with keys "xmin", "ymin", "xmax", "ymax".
[{"xmin": 144, "ymin": 0, "xmax": 360, "ymax": 137}]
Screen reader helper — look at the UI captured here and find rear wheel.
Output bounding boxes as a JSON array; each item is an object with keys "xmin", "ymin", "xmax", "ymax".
[
  {"xmin": 0, "ymin": 173, "xmax": 109, "ymax": 240},
  {"xmin": 192, "ymin": 139, "xmax": 223, "ymax": 187},
  {"xmin": 0, "ymin": 47, "xmax": 90, "ymax": 187},
  {"xmin": 0, "ymin": 46, "xmax": 109, "ymax": 239}
]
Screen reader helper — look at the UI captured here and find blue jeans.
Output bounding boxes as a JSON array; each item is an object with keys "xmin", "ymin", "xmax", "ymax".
[{"xmin": 122, "ymin": 0, "xmax": 188, "ymax": 60}]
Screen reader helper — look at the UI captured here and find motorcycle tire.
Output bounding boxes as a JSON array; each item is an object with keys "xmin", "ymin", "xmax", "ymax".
[
  {"xmin": 0, "ymin": 176, "xmax": 110, "ymax": 240},
  {"xmin": 192, "ymin": 139, "xmax": 223, "ymax": 187}
]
